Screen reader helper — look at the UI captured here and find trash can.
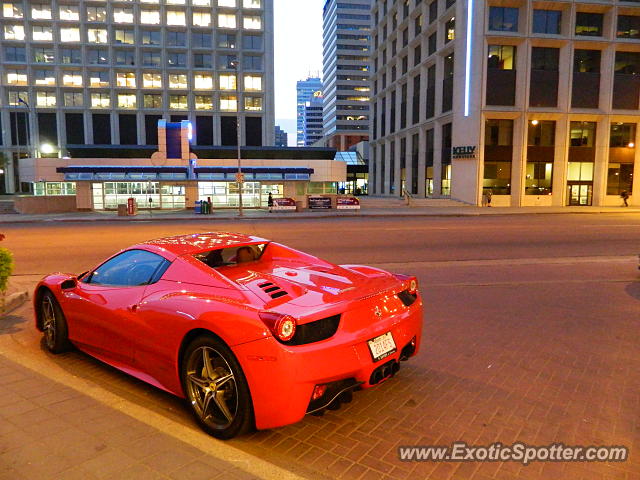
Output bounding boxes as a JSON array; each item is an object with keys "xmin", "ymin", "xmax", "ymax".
[
  {"xmin": 295, "ymin": 201, "xmax": 304, "ymax": 212},
  {"xmin": 194, "ymin": 200, "xmax": 202, "ymax": 214},
  {"xmin": 117, "ymin": 204, "xmax": 128, "ymax": 216}
]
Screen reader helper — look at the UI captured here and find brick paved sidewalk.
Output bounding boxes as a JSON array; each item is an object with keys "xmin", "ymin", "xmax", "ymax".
[{"xmin": 0, "ymin": 354, "xmax": 260, "ymax": 480}]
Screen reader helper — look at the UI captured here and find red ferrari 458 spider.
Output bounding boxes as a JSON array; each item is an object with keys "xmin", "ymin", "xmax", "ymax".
[{"xmin": 34, "ymin": 233, "xmax": 423, "ymax": 439}]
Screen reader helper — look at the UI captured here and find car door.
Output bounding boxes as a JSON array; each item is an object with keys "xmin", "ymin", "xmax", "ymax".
[{"xmin": 62, "ymin": 249, "xmax": 169, "ymax": 366}]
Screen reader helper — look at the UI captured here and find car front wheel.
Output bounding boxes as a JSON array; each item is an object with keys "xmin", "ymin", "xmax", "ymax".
[
  {"xmin": 181, "ymin": 335, "xmax": 253, "ymax": 439},
  {"xmin": 41, "ymin": 291, "xmax": 71, "ymax": 354}
]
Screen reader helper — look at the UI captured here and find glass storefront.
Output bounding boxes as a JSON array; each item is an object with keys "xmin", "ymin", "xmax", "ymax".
[
  {"xmin": 33, "ymin": 182, "xmax": 76, "ymax": 196},
  {"xmin": 92, "ymin": 182, "xmax": 184, "ymax": 210},
  {"xmin": 198, "ymin": 182, "xmax": 285, "ymax": 208}
]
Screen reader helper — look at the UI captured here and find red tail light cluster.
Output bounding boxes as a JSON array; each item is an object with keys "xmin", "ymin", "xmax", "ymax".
[
  {"xmin": 258, "ymin": 311, "xmax": 297, "ymax": 342},
  {"xmin": 407, "ymin": 277, "xmax": 418, "ymax": 295}
]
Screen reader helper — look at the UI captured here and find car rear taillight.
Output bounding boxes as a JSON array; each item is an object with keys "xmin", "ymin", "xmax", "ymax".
[
  {"xmin": 311, "ymin": 384, "xmax": 327, "ymax": 401},
  {"xmin": 259, "ymin": 311, "xmax": 297, "ymax": 342}
]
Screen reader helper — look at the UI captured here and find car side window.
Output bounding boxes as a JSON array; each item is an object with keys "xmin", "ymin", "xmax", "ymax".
[{"xmin": 84, "ymin": 250, "xmax": 170, "ymax": 287}]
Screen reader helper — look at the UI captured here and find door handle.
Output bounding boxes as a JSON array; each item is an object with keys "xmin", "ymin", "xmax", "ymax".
[{"xmin": 127, "ymin": 304, "xmax": 139, "ymax": 312}]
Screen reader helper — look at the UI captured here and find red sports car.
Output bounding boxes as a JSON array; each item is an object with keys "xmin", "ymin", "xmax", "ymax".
[{"xmin": 34, "ymin": 233, "xmax": 423, "ymax": 439}]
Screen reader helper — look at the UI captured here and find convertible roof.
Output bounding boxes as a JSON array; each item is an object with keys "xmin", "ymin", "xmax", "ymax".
[{"xmin": 139, "ymin": 232, "xmax": 269, "ymax": 257}]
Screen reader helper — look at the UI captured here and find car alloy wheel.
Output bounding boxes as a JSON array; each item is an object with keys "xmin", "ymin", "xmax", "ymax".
[
  {"xmin": 182, "ymin": 336, "xmax": 253, "ymax": 439},
  {"xmin": 40, "ymin": 291, "xmax": 70, "ymax": 354}
]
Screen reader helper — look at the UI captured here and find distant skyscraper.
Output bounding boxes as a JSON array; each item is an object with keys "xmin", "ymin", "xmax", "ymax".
[
  {"xmin": 296, "ymin": 76, "xmax": 323, "ymax": 147},
  {"xmin": 274, "ymin": 125, "xmax": 288, "ymax": 147},
  {"xmin": 303, "ymin": 95, "xmax": 324, "ymax": 146},
  {"xmin": 322, "ymin": 0, "xmax": 371, "ymax": 151}
]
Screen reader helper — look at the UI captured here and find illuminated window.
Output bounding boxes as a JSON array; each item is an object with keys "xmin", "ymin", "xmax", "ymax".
[
  {"xmin": 244, "ymin": 74, "xmax": 262, "ymax": 91},
  {"xmin": 193, "ymin": 0, "xmax": 211, "ymax": 5},
  {"xmin": 141, "ymin": 0, "xmax": 159, "ymax": 3},
  {"xmin": 219, "ymin": 13, "xmax": 237, "ymax": 28},
  {"xmin": 31, "ymin": 26, "xmax": 53, "ymax": 42},
  {"xmin": 31, "ymin": 4, "xmax": 51, "ymax": 19},
  {"xmin": 143, "ymin": 73, "xmax": 162, "ymax": 88},
  {"xmin": 244, "ymin": 96, "xmax": 263, "ymax": 111},
  {"xmin": 91, "ymin": 93, "xmax": 110, "ymax": 108},
  {"xmin": 59, "ymin": 5, "xmax": 79, "ymax": 21},
  {"xmin": 64, "ymin": 92, "xmax": 83, "ymax": 107},
  {"xmin": 34, "ymin": 48, "xmax": 54, "ymax": 63},
  {"xmin": 169, "ymin": 74, "xmax": 188, "ymax": 89},
  {"xmin": 144, "ymin": 94, "xmax": 162, "ymax": 108},
  {"xmin": 36, "ymin": 91, "xmax": 57, "ymax": 107},
  {"xmin": 88, "ymin": 28, "xmax": 108, "ymax": 44},
  {"xmin": 194, "ymin": 74, "xmax": 213, "ymax": 89},
  {"xmin": 115, "ymin": 29, "xmax": 135, "ymax": 44},
  {"xmin": 193, "ymin": 11, "xmax": 211, "ymax": 26},
  {"xmin": 62, "ymin": 71, "xmax": 83, "ymax": 87},
  {"xmin": 87, "ymin": 7, "xmax": 106, "ymax": 22},
  {"xmin": 167, "ymin": 0, "xmax": 186, "ymax": 4},
  {"xmin": 220, "ymin": 94, "xmax": 237, "ymax": 111},
  {"xmin": 113, "ymin": 7, "xmax": 133, "ymax": 23},
  {"xmin": 243, "ymin": 0, "xmax": 261, "ymax": 8},
  {"xmin": 195, "ymin": 95, "xmax": 213, "ymax": 109},
  {"xmin": 4, "ymin": 25, "xmax": 25, "ymax": 40},
  {"xmin": 219, "ymin": 73, "xmax": 237, "ymax": 90},
  {"xmin": 116, "ymin": 72, "xmax": 136, "ymax": 88},
  {"xmin": 3, "ymin": 3, "xmax": 23, "ymax": 18},
  {"xmin": 8, "ymin": 91, "xmax": 28, "ymax": 106},
  {"xmin": 89, "ymin": 71, "xmax": 110, "ymax": 87},
  {"xmin": 141, "ymin": 10, "xmax": 160, "ymax": 24},
  {"xmin": 118, "ymin": 94, "xmax": 137, "ymax": 108},
  {"xmin": 169, "ymin": 94, "xmax": 188, "ymax": 109},
  {"xmin": 243, "ymin": 15, "xmax": 261, "ymax": 29},
  {"xmin": 34, "ymin": 69, "xmax": 55, "ymax": 85},
  {"xmin": 219, "ymin": 0, "xmax": 236, "ymax": 6},
  {"xmin": 60, "ymin": 27, "xmax": 80, "ymax": 42},
  {"xmin": 6, "ymin": 70, "xmax": 27, "ymax": 85},
  {"xmin": 167, "ymin": 10, "xmax": 186, "ymax": 26}
]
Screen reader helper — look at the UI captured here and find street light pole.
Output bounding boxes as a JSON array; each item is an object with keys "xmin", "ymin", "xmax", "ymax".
[{"xmin": 230, "ymin": 60, "xmax": 243, "ymax": 217}]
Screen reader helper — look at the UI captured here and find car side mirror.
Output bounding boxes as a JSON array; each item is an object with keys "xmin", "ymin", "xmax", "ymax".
[{"xmin": 61, "ymin": 278, "xmax": 78, "ymax": 291}]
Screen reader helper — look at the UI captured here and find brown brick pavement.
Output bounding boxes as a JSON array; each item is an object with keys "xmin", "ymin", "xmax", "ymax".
[
  {"xmin": 1, "ymin": 263, "xmax": 639, "ymax": 480},
  {"xmin": 0, "ymin": 354, "xmax": 261, "ymax": 480}
]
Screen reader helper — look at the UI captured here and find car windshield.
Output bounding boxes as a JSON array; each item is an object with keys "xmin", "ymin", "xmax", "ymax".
[{"xmin": 194, "ymin": 243, "xmax": 268, "ymax": 269}]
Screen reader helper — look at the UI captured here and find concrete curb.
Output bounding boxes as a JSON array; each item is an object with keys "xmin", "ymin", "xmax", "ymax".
[
  {"xmin": 1, "ymin": 209, "xmax": 640, "ymax": 224},
  {"xmin": 0, "ymin": 290, "xmax": 29, "ymax": 316}
]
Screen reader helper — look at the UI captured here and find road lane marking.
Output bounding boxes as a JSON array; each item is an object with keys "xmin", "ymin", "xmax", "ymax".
[
  {"xmin": 0, "ymin": 320, "xmax": 309, "ymax": 480},
  {"xmin": 370, "ymin": 255, "xmax": 637, "ymax": 270}
]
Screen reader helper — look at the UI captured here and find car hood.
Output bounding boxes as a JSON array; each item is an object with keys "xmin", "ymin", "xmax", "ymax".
[{"xmin": 217, "ymin": 261, "xmax": 403, "ymax": 313}]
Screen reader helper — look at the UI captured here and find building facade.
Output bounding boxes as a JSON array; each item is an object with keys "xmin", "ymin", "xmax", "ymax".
[
  {"xmin": 303, "ymin": 94, "xmax": 324, "ymax": 146},
  {"xmin": 18, "ymin": 121, "xmax": 345, "ymax": 211},
  {"xmin": 296, "ymin": 76, "xmax": 322, "ymax": 147},
  {"xmin": 274, "ymin": 125, "xmax": 288, "ymax": 146},
  {"xmin": 370, "ymin": 0, "xmax": 640, "ymax": 206},
  {"xmin": 0, "ymin": 0, "xmax": 275, "ymax": 194},
  {"xmin": 322, "ymin": 0, "xmax": 372, "ymax": 151}
]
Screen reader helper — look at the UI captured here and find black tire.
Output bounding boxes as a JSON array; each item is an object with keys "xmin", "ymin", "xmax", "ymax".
[
  {"xmin": 181, "ymin": 335, "xmax": 254, "ymax": 440},
  {"xmin": 41, "ymin": 291, "xmax": 71, "ymax": 354}
]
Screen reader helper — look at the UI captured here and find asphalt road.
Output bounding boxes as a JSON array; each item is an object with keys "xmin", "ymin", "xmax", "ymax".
[{"xmin": 1, "ymin": 214, "xmax": 639, "ymax": 480}]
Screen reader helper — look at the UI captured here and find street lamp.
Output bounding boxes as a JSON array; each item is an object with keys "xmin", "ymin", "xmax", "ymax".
[{"xmin": 229, "ymin": 60, "xmax": 243, "ymax": 217}]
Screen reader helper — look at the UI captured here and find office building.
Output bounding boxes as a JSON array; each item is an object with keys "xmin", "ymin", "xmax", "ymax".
[
  {"xmin": 274, "ymin": 125, "xmax": 288, "ymax": 146},
  {"xmin": 296, "ymin": 76, "xmax": 322, "ymax": 147},
  {"xmin": 303, "ymin": 94, "xmax": 324, "ymax": 146},
  {"xmin": 0, "ymin": 0, "xmax": 275, "ymax": 193},
  {"xmin": 370, "ymin": 0, "xmax": 640, "ymax": 206},
  {"xmin": 322, "ymin": 0, "xmax": 371, "ymax": 151}
]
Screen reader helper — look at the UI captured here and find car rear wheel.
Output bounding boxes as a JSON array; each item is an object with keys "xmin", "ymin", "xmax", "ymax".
[
  {"xmin": 41, "ymin": 291, "xmax": 71, "ymax": 354},
  {"xmin": 181, "ymin": 336, "xmax": 253, "ymax": 439}
]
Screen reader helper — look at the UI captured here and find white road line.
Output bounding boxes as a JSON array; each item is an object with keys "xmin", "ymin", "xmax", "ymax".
[
  {"xmin": 370, "ymin": 255, "xmax": 637, "ymax": 270},
  {"xmin": 0, "ymin": 331, "xmax": 309, "ymax": 480}
]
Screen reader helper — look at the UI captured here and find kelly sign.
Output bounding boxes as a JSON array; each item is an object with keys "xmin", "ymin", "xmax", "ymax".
[{"xmin": 452, "ymin": 146, "xmax": 477, "ymax": 159}]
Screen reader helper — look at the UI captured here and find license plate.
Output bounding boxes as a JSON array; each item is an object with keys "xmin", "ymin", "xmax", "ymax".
[{"xmin": 367, "ymin": 332, "xmax": 397, "ymax": 362}]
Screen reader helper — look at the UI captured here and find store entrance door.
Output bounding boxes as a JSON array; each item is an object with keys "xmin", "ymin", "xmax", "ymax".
[{"xmin": 567, "ymin": 182, "xmax": 593, "ymax": 206}]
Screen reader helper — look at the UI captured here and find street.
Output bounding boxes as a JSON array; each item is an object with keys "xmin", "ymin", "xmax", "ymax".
[{"xmin": 1, "ymin": 214, "xmax": 639, "ymax": 480}]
